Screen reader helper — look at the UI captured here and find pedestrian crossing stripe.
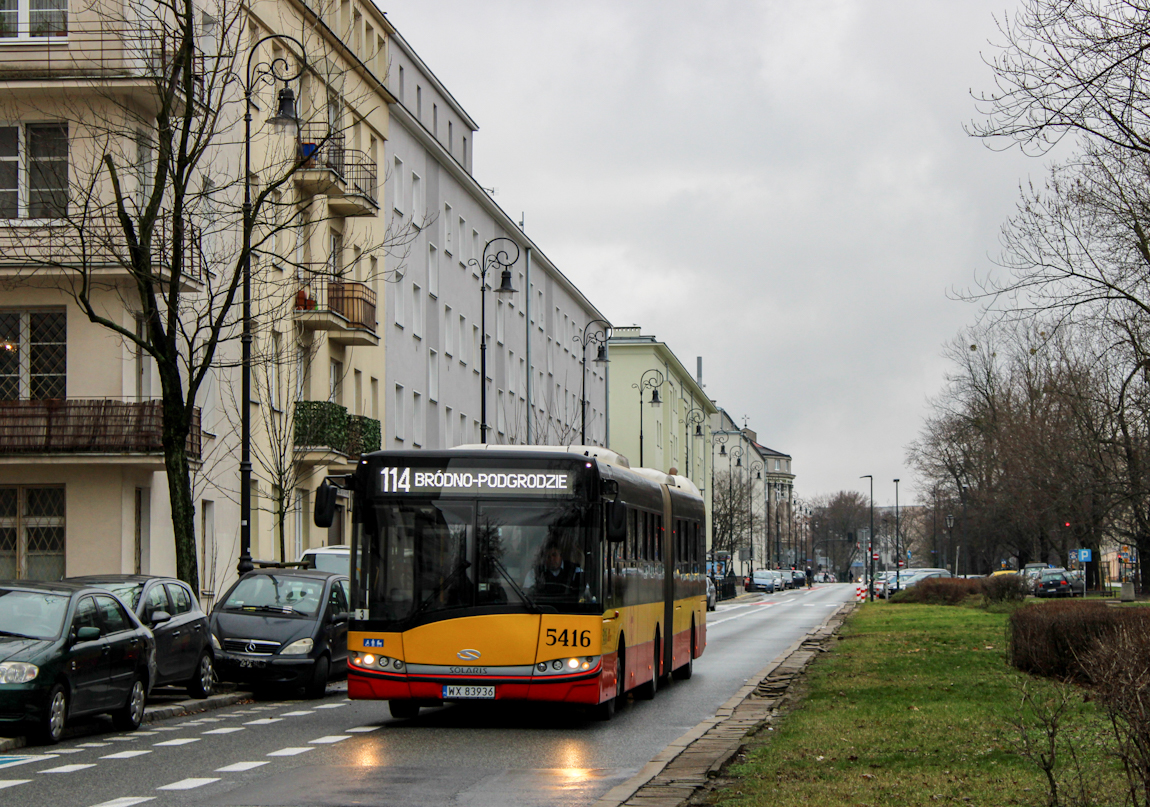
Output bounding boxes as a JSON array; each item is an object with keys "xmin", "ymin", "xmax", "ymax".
[{"xmin": 0, "ymin": 755, "xmax": 55, "ymax": 770}]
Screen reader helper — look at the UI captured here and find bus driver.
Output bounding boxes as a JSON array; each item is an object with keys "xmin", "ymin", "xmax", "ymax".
[{"xmin": 525, "ymin": 542, "xmax": 582, "ymax": 597}]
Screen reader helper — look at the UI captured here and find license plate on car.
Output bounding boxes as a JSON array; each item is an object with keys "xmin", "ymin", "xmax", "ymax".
[
  {"xmin": 443, "ymin": 685, "xmax": 494, "ymax": 699},
  {"xmin": 239, "ymin": 659, "xmax": 264, "ymax": 669}
]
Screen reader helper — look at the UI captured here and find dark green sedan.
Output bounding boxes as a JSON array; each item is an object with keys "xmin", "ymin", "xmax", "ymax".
[{"xmin": 0, "ymin": 581, "xmax": 157, "ymax": 744}]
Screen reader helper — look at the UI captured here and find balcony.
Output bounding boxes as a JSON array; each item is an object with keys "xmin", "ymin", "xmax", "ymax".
[
  {"xmin": 0, "ymin": 18, "xmax": 205, "ymax": 110},
  {"xmin": 294, "ymin": 124, "xmax": 379, "ymax": 217},
  {"xmin": 0, "ymin": 398, "xmax": 202, "ymax": 466},
  {"xmin": 293, "ymin": 401, "xmax": 379, "ymax": 469},
  {"xmin": 293, "ymin": 266, "xmax": 378, "ymax": 347},
  {"xmin": 0, "ymin": 213, "xmax": 205, "ymax": 290}
]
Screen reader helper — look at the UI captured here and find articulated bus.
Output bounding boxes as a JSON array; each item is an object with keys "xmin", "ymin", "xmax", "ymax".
[{"xmin": 315, "ymin": 445, "xmax": 707, "ymax": 720}]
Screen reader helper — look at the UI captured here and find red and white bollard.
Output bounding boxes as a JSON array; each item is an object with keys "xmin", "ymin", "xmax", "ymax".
[{"xmin": 856, "ymin": 584, "xmax": 866, "ymax": 601}]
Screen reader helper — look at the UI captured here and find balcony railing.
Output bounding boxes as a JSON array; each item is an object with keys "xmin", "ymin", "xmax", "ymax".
[
  {"xmin": 295, "ymin": 266, "xmax": 377, "ymax": 332},
  {"xmin": 0, "ymin": 18, "xmax": 205, "ymax": 100},
  {"xmin": 0, "ymin": 398, "xmax": 201, "ymax": 459},
  {"xmin": 0, "ymin": 213, "xmax": 205, "ymax": 281},
  {"xmin": 294, "ymin": 401, "xmax": 380, "ymax": 457},
  {"xmin": 296, "ymin": 123, "xmax": 378, "ymax": 211}
]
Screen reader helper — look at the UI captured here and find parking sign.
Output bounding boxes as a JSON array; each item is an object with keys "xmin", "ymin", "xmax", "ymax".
[{"xmin": 1078, "ymin": 548, "xmax": 1092, "ymax": 563}]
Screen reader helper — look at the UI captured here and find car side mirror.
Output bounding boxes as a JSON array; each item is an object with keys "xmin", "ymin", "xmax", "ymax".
[
  {"xmin": 605, "ymin": 501, "xmax": 627, "ymax": 542},
  {"xmin": 151, "ymin": 610, "xmax": 171, "ymax": 626},
  {"xmin": 75, "ymin": 626, "xmax": 101, "ymax": 642}
]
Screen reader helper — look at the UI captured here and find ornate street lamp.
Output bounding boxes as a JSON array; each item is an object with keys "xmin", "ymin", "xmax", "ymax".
[
  {"xmin": 632, "ymin": 368, "xmax": 663, "ymax": 466},
  {"xmin": 728, "ymin": 445, "xmax": 743, "ymax": 572},
  {"xmin": 467, "ymin": 237, "xmax": 518, "ymax": 443},
  {"xmin": 861, "ymin": 474, "xmax": 874, "ymax": 601},
  {"xmin": 238, "ymin": 35, "xmax": 307, "ymax": 577},
  {"xmin": 573, "ymin": 319, "xmax": 610, "ymax": 444},
  {"xmin": 682, "ymin": 406, "xmax": 705, "ymax": 481},
  {"xmin": 749, "ymin": 461, "xmax": 763, "ymax": 571}
]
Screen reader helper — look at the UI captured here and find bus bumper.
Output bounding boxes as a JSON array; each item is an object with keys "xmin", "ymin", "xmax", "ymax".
[{"xmin": 349, "ymin": 667, "xmax": 607, "ymax": 705}]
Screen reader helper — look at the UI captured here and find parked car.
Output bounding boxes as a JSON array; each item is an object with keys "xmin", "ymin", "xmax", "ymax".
[
  {"xmin": 210, "ymin": 569, "xmax": 350, "ymax": 698},
  {"xmin": 765, "ymin": 570, "xmax": 786, "ymax": 592},
  {"xmin": 706, "ymin": 577, "xmax": 717, "ymax": 611},
  {"xmin": 748, "ymin": 570, "xmax": 778, "ymax": 593},
  {"xmin": 68, "ymin": 575, "xmax": 213, "ymax": 698},
  {"xmin": 0, "ymin": 581, "xmax": 156, "ymax": 744},
  {"xmin": 1036, "ymin": 569, "xmax": 1078, "ymax": 598},
  {"xmin": 298, "ymin": 544, "xmax": 351, "ymax": 574}
]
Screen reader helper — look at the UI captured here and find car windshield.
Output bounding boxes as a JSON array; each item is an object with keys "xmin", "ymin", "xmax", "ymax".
[
  {"xmin": 355, "ymin": 499, "xmax": 600, "ymax": 625},
  {"xmin": 222, "ymin": 575, "xmax": 324, "ymax": 617},
  {"xmin": 0, "ymin": 589, "xmax": 70, "ymax": 639},
  {"xmin": 309, "ymin": 553, "xmax": 349, "ymax": 574}
]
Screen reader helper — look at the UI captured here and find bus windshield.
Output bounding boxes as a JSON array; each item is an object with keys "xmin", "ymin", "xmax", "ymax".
[{"xmin": 354, "ymin": 499, "xmax": 601, "ymax": 625}]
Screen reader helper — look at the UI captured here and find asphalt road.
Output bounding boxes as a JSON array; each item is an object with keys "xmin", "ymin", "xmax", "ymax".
[{"xmin": 0, "ymin": 583, "xmax": 854, "ymax": 807}]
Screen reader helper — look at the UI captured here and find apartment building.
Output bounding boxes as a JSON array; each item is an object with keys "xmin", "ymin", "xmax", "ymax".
[
  {"xmin": 605, "ymin": 326, "xmax": 717, "ymax": 543},
  {"xmin": 383, "ymin": 26, "xmax": 609, "ymax": 450},
  {"xmin": 0, "ymin": 0, "xmax": 396, "ymax": 596}
]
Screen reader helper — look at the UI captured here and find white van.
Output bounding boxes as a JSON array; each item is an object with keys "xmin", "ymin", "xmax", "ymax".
[{"xmin": 298, "ymin": 544, "xmax": 351, "ymax": 574}]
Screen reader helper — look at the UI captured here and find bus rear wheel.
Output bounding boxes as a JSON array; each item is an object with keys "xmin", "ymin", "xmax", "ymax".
[
  {"xmin": 636, "ymin": 633, "xmax": 659, "ymax": 700},
  {"xmin": 389, "ymin": 700, "xmax": 420, "ymax": 720},
  {"xmin": 673, "ymin": 622, "xmax": 695, "ymax": 680}
]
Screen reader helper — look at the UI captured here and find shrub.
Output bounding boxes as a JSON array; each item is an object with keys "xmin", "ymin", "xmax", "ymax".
[
  {"xmin": 889, "ymin": 577, "xmax": 981, "ymax": 605},
  {"xmin": 982, "ymin": 574, "xmax": 1030, "ymax": 605},
  {"xmin": 1006, "ymin": 600, "xmax": 1143, "ymax": 680}
]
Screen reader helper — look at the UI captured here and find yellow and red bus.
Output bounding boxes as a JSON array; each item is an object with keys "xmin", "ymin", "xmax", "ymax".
[{"xmin": 316, "ymin": 445, "xmax": 707, "ymax": 720}]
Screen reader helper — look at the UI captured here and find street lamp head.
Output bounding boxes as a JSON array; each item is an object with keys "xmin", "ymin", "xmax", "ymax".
[
  {"xmin": 945, "ymin": 514, "xmax": 955, "ymax": 528},
  {"xmin": 736, "ymin": 457, "xmax": 742, "ymax": 467},
  {"xmin": 649, "ymin": 388, "xmax": 661, "ymax": 407},
  {"xmin": 495, "ymin": 268, "xmax": 517, "ymax": 295},
  {"xmin": 594, "ymin": 343, "xmax": 609, "ymax": 363},
  {"xmin": 756, "ymin": 471, "xmax": 761, "ymax": 479},
  {"xmin": 269, "ymin": 86, "xmax": 299, "ymax": 137},
  {"xmin": 719, "ymin": 444, "xmax": 726, "ymax": 456},
  {"xmin": 694, "ymin": 423, "xmax": 702, "ymax": 436}
]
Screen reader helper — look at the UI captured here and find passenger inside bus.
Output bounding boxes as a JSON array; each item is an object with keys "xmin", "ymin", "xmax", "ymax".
[{"xmin": 524, "ymin": 542, "xmax": 583, "ymax": 598}]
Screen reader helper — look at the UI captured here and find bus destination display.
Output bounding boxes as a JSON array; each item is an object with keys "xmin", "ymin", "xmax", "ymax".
[{"xmin": 377, "ymin": 466, "xmax": 575, "ymax": 495}]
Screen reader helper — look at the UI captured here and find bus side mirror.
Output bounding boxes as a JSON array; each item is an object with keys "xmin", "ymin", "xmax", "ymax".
[
  {"xmin": 606, "ymin": 501, "xmax": 627, "ymax": 542},
  {"xmin": 315, "ymin": 480, "xmax": 339, "ymax": 528}
]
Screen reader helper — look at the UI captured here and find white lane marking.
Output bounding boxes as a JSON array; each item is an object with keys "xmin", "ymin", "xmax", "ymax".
[
  {"xmin": 131, "ymin": 731, "xmax": 158, "ymax": 736},
  {"xmin": 314, "ymin": 703, "xmax": 346, "ymax": 709},
  {"xmin": 88, "ymin": 798, "xmax": 155, "ymax": 807},
  {"xmin": 107, "ymin": 736, "xmax": 139, "ymax": 742},
  {"xmin": 153, "ymin": 738, "xmax": 200, "ymax": 747},
  {"xmin": 267, "ymin": 747, "xmax": 313, "ymax": 757},
  {"xmin": 280, "ymin": 711, "xmax": 315, "ymax": 717},
  {"xmin": 78, "ymin": 743, "xmax": 112, "ymax": 748},
  {"xmin": 101, "ymin": 750, "xmax": 153, "ymax": 760},
  {"xmin": 197, "ymin": 717, "xmax": 223, "ymax": 723},
  {"xmin": 309, "ymin": 736, "xmax": 350, "ymax": 744},
  {"xmin": 249, "ymin": 706, "xmax": 276, "ymax": 711},
  {"xmin": 40, "ymin": 763, "xmax": 97, "ymax": 774},
  {"xmin": 244, "ymin": 718, "xmax": 283, "ymax": 725},
  {"xmin": 203, "ymin": 727, "xmax": 245, "ymax": 735},
  {"xmin": 346, "ymin": 726, "xmax": 381, "ymax": 733},
  {"xmin": 0, "ymin": 780, "xmax": 30, "ymax": 789},
  {"xmin": 0, "ymin": 755, "xmax": 57, "ymax": 770},
  {"xmin": 157, "ymin": 778, "xmax": 220, "ymax": 791},
  {"xmin": 148, "ymin": 727, "xmax": 178, "ymax": 732},
  {"xmin": 50, "ymin": 749, "xmax": 85, "ymax": 754},
  {"xmin": 215, "ymin": 761, "xmax": 268, "ymax": 773}
]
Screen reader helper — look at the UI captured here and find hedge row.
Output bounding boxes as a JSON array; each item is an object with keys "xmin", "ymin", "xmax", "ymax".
[{"xmin": 1007, "ymin": 600, "xmax": 1150, "ymax": 680}]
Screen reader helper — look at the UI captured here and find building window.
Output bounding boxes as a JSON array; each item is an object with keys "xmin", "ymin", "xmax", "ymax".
[
  {"xmin": 413, "ymin": 391, "xmax": 424, "ymax": 447},
  {"xmin": 410, "ymin": 172, "xmax": 422, "ymax": 221},
  {"xmin": 0, "ymin": 486, "xmax": 65, "ymax": 580},
  {"xmin": 448, "ymin": 120, "xmax": 453, "ymax": 153},
  {"xmin": 412, "ymin": 284, "xmax": 422, "ymax": 338},
  {"xmin": 0, "ymin": 309, "xmax": 65, "ymax": 400},
  {"xmin": 428, "ymin": 244, "xmax": 438, "ymax": 298},
  {"xmin": 0, "ymin": 0, "xmax": 67, "ymax": 39},
  {"xmin": 443, "ymin": 203, "xmax": 453, "ymax": 254},
  {"xmin": 329, "ymin": 359, "xmax": 343, "ymax": 405},
  {"xmin": 394, "ymin": 276, "xmax": 404, "ymax": 328},
  {"xmin": 429, "ymin": 350, "xmax": 439, "ymax": 402},
  {"xmin": 0, "ymin": 122, "xmax": 68, "ymax": 219},
  {"xmin": 391, "ymin": 156, "xmax": 404, "ymax": 214},
  {"xmin": 397, "ymin": 65, "xmax": 404, "ymax": 102},
  {"xmin": 393, "ymin": 384, "xmax": 405, "ymax": 440}
]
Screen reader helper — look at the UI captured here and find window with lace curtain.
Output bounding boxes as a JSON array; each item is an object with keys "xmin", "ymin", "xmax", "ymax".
[{"xmin": 0, "ymin": 486, "xmax": 65, "ymax": 580}]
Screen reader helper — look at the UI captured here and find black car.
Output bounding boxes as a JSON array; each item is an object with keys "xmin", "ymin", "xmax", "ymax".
[
  {"xmin": 1037, "ymin": 569, "xmax": 1078, "ymax": 598},
  {"xmin": 69, "ymin": 575, "xmax": 213, "ymax": 698},
  {"xmin": 0, "ymin": 581, "xmax": 156, "ymax": 744},
  {"xmin": 209, "ymin": 569, "xmax": 350, "ymax": 698}
]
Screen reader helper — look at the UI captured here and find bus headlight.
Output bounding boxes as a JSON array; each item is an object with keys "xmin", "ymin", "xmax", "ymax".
[
  {"xmin": 534, "ymin": 656, "xmax": 600, "ymax": 676},
  {"xmin": 350, "ymin": 654, "xmax": 405, "ymax": 672}
]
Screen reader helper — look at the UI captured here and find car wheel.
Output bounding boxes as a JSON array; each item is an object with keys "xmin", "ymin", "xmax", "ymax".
[
  {"xmin": 389, "ymin": 700, "xmax": 420, "ymax": 719},
  {"xmin": 111, "ymin": 678, "xmax": 146, "ymax": 732},
  {"xmin": 187, "ymin": 652, "xmax": 214, "ymax": 699},
  {"xmin": 304, "ymin": 655, "xmax": 330, "ymax": 699},
  {"xmin": 34, "ymin": 683, "xmax": 67, "ymax": 745}
]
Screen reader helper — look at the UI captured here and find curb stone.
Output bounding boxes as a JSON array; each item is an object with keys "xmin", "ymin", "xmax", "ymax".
[
  {"xmin": 593, "ymin": 600, "xmax": 858, "ymax": 807},
  {"xmin": 0, "ymin": 688, "xmax": 254, "ymax": 752}
]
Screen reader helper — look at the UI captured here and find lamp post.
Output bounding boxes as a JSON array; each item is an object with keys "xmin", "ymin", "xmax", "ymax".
[
  {"xmin": 238, "ymin": 35, "xmax": 306, "ymax": 577},
  {"xmin": 710, "ymin": 431, "xmax": 729, "ymax": 576},
  {"xmin": 573, "ymin": 319, "xmax": 611, "ymax": 445},
  {"xmin": 894, "ymin": 478, "xmax": 901, "ymax": 592},
  {"xmin": 683, "ymin": 406, "xmax": 705, "ymax": 482},
  {"xmin": 632, "ymin": 368, "xmax": 663, "ymax": 466},
  {"xmin": 750, "ymin": 462, "xmax": 763, "ymax": 571},
  {"xmin": 861, "ymin": 474, "xmax": 874, "ymax": 601},
  {"xmin": 727, "ymin": 445, "xmax": 743, "ymax": 573},
  {"xmin": 945, "ymin": 512, "xmax": 955, "ymax": 572},
  {"xmin": 467, "ymin": 237, "xmax": 518, "ymax": 443},
  {"xmin": 774, "ymin": 482, "xmax": 783, "ymax": 569}
]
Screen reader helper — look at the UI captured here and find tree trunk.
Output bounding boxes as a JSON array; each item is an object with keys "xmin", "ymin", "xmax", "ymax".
[{"xmin": 160, "ymin": 393, "xmax": 199, "ymax": 591}]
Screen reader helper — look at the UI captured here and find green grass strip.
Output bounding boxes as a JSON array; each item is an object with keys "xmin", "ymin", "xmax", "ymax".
[{"xmin": 713, "ymin": 602, "xmax": 1125, "ymax": 807}]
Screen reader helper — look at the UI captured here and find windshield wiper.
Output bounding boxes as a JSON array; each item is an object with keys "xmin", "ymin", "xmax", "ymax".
[
  {"xmin": 232, "ymin": 604, "xmax": 297, "ymax": 614},
  {"xmin": 413, "ymin": 559, "xmax": 472, "ymax": 617},
  {"xmin": 0, "ymin": 629, "xmax": 37, "ymax": 640},
  {"xmin": 485, "ymin": 551, "xmax": 553, "ymax": 614}
]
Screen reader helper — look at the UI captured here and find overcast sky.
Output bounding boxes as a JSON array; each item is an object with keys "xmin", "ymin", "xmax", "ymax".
[{"xmin": 379, "ymin": 0, "xmax": 1051, "ymax": 508}]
